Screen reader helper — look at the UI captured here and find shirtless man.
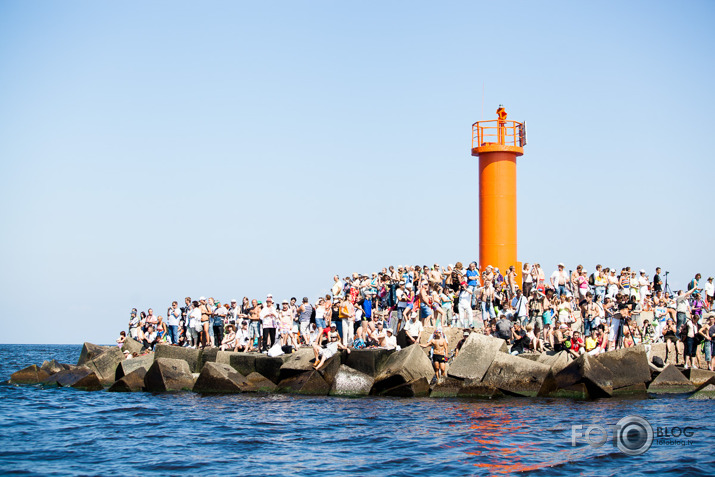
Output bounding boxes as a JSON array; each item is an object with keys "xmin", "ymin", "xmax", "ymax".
[
  {"xmin": 505, "ymin": 266, "xmax": 517, "ymax": 300},
  {"xmin": 428, "ymin": 265, "xmax": 442, "ymax": 286},
  {"xmin": 421, "ymin": 329, "xmax": 449, "ymax": 383}
]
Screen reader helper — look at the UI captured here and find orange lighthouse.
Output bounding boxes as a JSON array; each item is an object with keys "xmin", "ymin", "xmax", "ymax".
[{"xmin": 471, "ymin": 106, "xmax": 526, "ymax": 276}]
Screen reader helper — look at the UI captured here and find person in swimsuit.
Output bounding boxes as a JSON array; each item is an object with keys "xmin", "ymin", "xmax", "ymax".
[{"xmin": 421, "ymin": 329, "xmax": 449, "ymax": 384}]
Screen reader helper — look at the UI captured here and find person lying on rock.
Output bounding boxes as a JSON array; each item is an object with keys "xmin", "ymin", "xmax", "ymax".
[
  {"xmin": 421, "ymin": 329, "xmax": 448, "ymax": 384},
  {"xmin": 312, "ymin": 323, "xmax": 350, "ymax": 370}
]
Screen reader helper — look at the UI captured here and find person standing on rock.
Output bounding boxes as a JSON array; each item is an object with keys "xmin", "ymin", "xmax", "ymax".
[
  {"xmin": 167, "ymin": 301, "xmax": 181, "ymax": 345},
  {"xmin": 128, "ymin": 308, "xmax": 140, "ymax": 339},
  {"xmin": 188, "ymin": 301, "xmax": 201, "ymax": 348},
  {"xmin": 466, "ymin": 262, "xmax": 480, "ymax": 309},
  {"xmin": 199, "ymin": 297, "xmax": 212, "ymax": 349},
  {"xmin": 279, "ymin": 300, "xmax": 298, "ymax": 348},
  {"xmin": 551, "ymin": 263, "xmax": 568, "ymax": 298},
  {"xmin": 297, "ymin": 297, "xmax": 313, "ymax": 345},
  {"xmin": 420, "ymin": 329, "xmax": 449, "ymax": 384},
  {"xmin": 457, "ymin": 281, "xmax": 473, "ymax": 328},
  {"xmin": 260, "ymin": 295, "xmax": 278, "ymax": 352}
]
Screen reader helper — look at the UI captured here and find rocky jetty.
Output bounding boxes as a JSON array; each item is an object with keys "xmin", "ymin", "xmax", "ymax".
[{"xmin": 6, "ymin": 339, "xmax": 708, "ymax": 400}]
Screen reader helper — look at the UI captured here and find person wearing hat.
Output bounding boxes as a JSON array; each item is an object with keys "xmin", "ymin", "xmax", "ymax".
[
  {"xmin": 551, "ymin": 263, "xmax": 569, "ymax": 298},
  {"xmin": 228, "ymin": 299, "xmax": 239, "ymax": 325},
  {"xmin": 637, "ymin": 270, "xmax": 649, "ymax": 303},
  {"xmin": 384, "ymin": 327, "xmax": 397, "ymax": 350},
  {"xmin": 212, "ymin": 300, "xmax": 228, "ymax": 348},
  {"xmin": 260, "ymin": 296, "xmax": 278, "ymax": 352},
  {"xmin": 128, "ymin": 308, "xmax": 140, "ymax": 340},
  {"xmin": 554, "ymin": 323, "xmax": 569, "ymax": 352},
  {"xmin": 403, "ymin": 311, "xmax": 423, "ymax": 345},
  {"xmin": 220, "ymin": 324, "xmax": 237, "ymax": 351},
  {"xmin": 278, "ymin": 300, "xmax": 297, "ymax": 348},
  {"xmin": 454, "ymin": 329, "xmax": 470, "ymax": 357},
  {"xmin": 312, "ymin": 323, "xmax": 350, "ymax": 370},
  {"xmin": 234, "ymin": 320, "xmax": 250, "ymax": 352}
]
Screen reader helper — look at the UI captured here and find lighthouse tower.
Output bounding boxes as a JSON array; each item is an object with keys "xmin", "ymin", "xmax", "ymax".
[{"xmin": 471, "ymin": 106, "xmax": 526, "ymax": 277}]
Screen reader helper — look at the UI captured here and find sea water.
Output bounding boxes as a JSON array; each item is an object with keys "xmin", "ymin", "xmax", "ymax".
[{"xmin": 0, "ymin": 344, "xmax": 713, "ymax": 476}]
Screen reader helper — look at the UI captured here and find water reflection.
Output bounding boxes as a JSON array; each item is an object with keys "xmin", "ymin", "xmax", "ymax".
[{"xmin": 446, "ymin": 399, "xmax": 592, "ymax": 474}]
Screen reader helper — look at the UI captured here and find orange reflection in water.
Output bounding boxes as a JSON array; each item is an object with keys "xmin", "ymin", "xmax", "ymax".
[{"xmin": 445, "ymin": 401, "xmax": 579, "ymax": 475}]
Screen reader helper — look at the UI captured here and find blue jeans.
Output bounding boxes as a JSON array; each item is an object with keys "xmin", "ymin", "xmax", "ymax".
[
  {"xmin": 249, "ymin": 321, "xmax": 261, "ymax": 341},
  {"xmin": 481, "ymin": 301, "xmax": 496, "ymax": 320},
  {"xmin": 316, "ymin": 318, "xmax": 326, "ymax": 329},
  {"xmin": 557, "ymin": 285, "xmax": 567, "ymax": 298},
  {"xmin": 335, "ymin": 319, "xmax": 343, "ymax": 340},
  {"xmin": 595, "ymin": 286, "xmax": 606, "ymax": 300},
  {"xmin": 168, "ymin": 325, "xmax": 179, "ymax": 344},
  {"xmin": 584, "ymin": 319, "xmax": 593, "ymax": 337},
  {"xmin": 704, "ymin": 340, "xmax": 713, "ymax": 362},
  {"xmin": 469, "ymin": 286, "xmax": 477, "ymax": 308}
]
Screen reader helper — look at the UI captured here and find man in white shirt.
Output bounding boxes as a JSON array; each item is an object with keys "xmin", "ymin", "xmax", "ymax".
[
  {"xmin": 705, "ymin": 277, "xmax": 714, "ymax": 309},
  {"xmin": 228, "ymin": 299, "xmax": 239, "ymax": 324},
  {"xmin": 167, "ymin": 301, "xmax": 181, "ymax": 345},
  {"xmin": 332, "ymin": 275, "xmax": 343, "ymax": 299},
  {"xmin": 638, "ymin": 270, "xmax": 649, "ymax": 303},
  {"xmin": 260, "ymin": 296, "xmax": 279, "ymax": 352},
  {"xmin": 404, "ymin": 312, "xmax": 423, "ymax": 345},
  {"xmin": 511, "ymin": 289, "xmax": 528, "ymax": 326},
  {"xmin": 143, "ymin": 325, "xmax": 158, "ymax": 350},
  {"xmin": 234, "ymin": 321, "xmax": 250, "ymax": 352}
]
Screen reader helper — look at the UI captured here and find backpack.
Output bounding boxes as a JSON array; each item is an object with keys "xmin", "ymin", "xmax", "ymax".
[
  {"xmin": 588, "ymin": 273, "xmax": 595, "ymax": 286},
  {"xmin": 679, "ymin": 323, "xmax": 689, "ymax": 341}
]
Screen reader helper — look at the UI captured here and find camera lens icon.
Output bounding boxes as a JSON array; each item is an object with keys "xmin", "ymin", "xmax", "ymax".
[{"xmin": 615, "ymin": 416, "xmax": 653, "ymax": 456}]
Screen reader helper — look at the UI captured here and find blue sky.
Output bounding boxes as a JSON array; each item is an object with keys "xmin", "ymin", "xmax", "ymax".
[{"xmin": 1, "ymin": 1, "xmax": 714, "ymax": 344}]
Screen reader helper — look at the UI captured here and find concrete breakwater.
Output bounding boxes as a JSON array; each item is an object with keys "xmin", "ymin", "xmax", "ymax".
[{"xmin": 8, "ymin": 332, "xmax": 715, "ymax": 400}]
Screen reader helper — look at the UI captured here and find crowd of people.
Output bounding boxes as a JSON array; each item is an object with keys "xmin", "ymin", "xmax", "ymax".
[{"xmin": 120, "ymin": 262, "xmax": 715, "ymax": 378}]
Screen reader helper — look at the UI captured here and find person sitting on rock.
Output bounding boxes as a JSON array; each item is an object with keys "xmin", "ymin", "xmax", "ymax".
[
  {"xmin": 420, "ymin": 329, "xmax": 449, "ymax": 384},
  {"xmin": 525, "ymin": 324, "xmax": 543, "ymax": 352},
  {"xmin": 374, "ymin": 321, "xmax": 388, "ymax": 347},
  {"xmin": 384, "ymin": 328, "xmax": 397, "ymax": 350},
  {"xmin": 568, "ymin": 331, "xmax": 584, "ymax": 358},
  {"xmin": 312, "ymin": 324, "xmax": 350, "ymax": 370},
  {"xmin": 554, "ymin": 323, "xmax": 568, "ymax": 352},
  {"xmin": 404, "ymin": 312, "xmax": 423, "ymax": 345},
  {"xmin": 510, "ymin": 322, "xmax": 530, "ymax": 355},
  {"xmin": 220, "ymin": 325, "xmax": 237, "ymax": 351},
  {"xmin": 143, "ymin": 325, "xmax": 158, "ymax": 351},
  {"xmin": 233, "ymin": 321, "xmax": 251, "ymax": 352},
  {"xmin": 454, "ymin": 330, "xmax": 470, "ymax": 357},
  {"xmin": 116, "ymin": 331, "xmax": 126, "ymax": 348},
  {"xmin": 495, "ymin": 313, "xmax": 512, "ymax": 342}
]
